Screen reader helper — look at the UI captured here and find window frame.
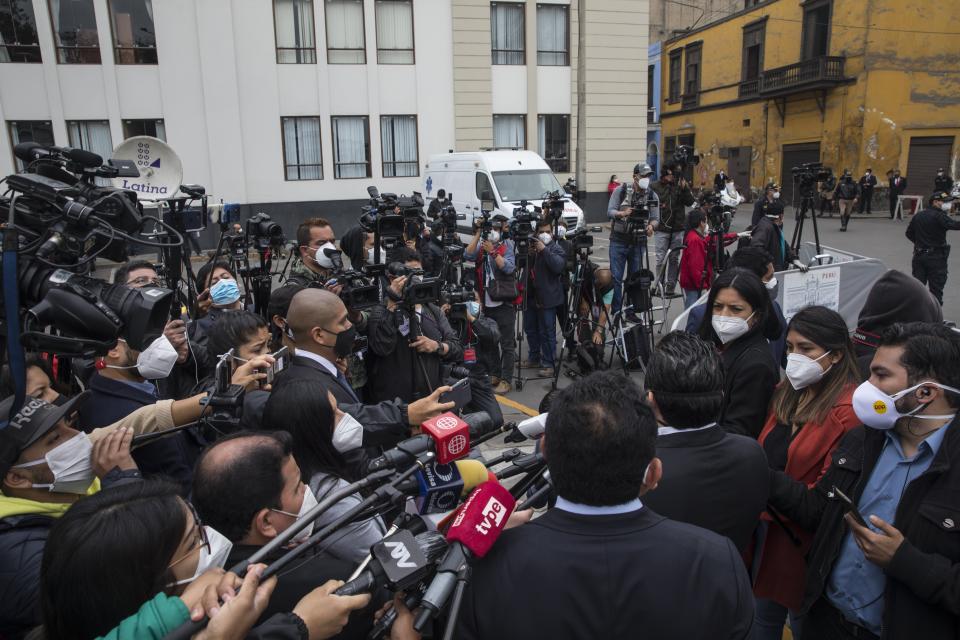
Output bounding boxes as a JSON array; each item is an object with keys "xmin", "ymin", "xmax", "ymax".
[
  {"xmin": 273, "ymin": 0, "xmax": 318, "ymax": 64},
  {"xmin": 536, "ymin": 3, "xmax": 568, "ymax": 67},
  {"xmin": 490, "ymin": 2, "xmax": 525, "ymax": 66},
  {"xmin": 668, "ymin": 49, "xmax": 682, "ymax": 103},
  {"xmin": 8, "ymin": 120, "xmax": 54, "ymax": 169},
  {"xmin": 331, "ymin": 115, "xmax": 371, "ymax": 179},
  {"xmin": 800, "ymin": 0, "xmax": 831, "ymax": 61},
  {"xmin": 0, "ymin": 0, "xmax": 42, "ymax": 63},
  {"xmin": 537, "ymin": 114, "xmax": 569, "ymax": 173},
  {"xmin": 280, "ymin": 116, "xmax": 324, "ymax": 182},
  {"xmin": 325, "ymin": 0, "xmax": 367, "ymax": 65},
  {"xmin": 375, "ymin": 0, "xmax": 414, "ymax": 65},
  {"xmin": 122, "ymin": 118, "xmax": 165, "ymax": 140},
  {"xmin": 741, "ymin": 19, "xmax": 765, "ymax": 81},
  {"xmin": 380, "ymin": 114, "xmax": 419, "ymax": 178},
  {"xmin": 107, "ymin": 0, "xmax": 158, "ymax": 65},
  {"xmin": 683, "ymin": 42, "xmax": 702, "ymax": 99},
  {"xmin": 492, "ymin": 114, "xmax": 527, "ymax": 149},
  {"xmin": 46, "ymin": 0, "xmax": 101, "ymax": 64}
]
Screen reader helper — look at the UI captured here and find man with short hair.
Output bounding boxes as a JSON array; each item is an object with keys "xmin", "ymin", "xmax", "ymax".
[
  {"xmin": 751, "ymin": 181, "xmax": 785, "ymax": 228},
  {"xmin": 751, "ymin": 190, "xmax": 804, "ymax": 272},
  {"xmin": 934, "ymin": 168, "xmax": 953, "ymax": 194},
  {"xmin": 835, "ymin": 170, "xmax": 860, "ymax": 232},
  {"xmin": 642, "ymin": 332, "xmax": 769, "ymax": 552},
  {"xmin": 769, "ymin": 323, "xmax": 960, "ymax": 639},
  {"xmin": 607, "ymin": 163, "xmax": 660, "ymax": 317},
  {"xmin": 192, "ymin": 431, "xmax": 374, "ymax": 636},
  {"xmin": 288, "ymin": 217, "xmax": 338, "ymax": 287},
  {"xmin": 858, "ymin": 168, "xmax": 877, "ymax": 214},
  {"xmin": 523, "ymin": 219, "xmax": 567, "ymax": 377},
  {"xmin": 889, "ymin": 169, "xmax": 907, "ymax": 219},
  {"xmin": 455, "ymin": 370, "xmax": 754, "ymax": 639},
  {"xmin": 905, "ymin": 191, "xmax": 960, "ymax": 305}
]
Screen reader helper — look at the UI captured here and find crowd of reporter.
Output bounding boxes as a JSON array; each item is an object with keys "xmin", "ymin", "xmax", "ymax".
[{"xmin": 1, "ymin": 188, "xmax": 959, "ymax": 640}]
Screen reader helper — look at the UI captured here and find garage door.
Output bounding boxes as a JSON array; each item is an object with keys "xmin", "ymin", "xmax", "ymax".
[
  {"xmin": 906, "ymin": 136, "xmax": 954, "ymax": 197},
  {"xmin": 780, "ymin": 142, "xmax": 821, "ymax": 207}
]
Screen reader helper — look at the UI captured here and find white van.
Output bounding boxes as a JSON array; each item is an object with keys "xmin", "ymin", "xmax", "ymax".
[{"xmin": 423, "ymin": 150, "xmax": 585, "ymax": 232}]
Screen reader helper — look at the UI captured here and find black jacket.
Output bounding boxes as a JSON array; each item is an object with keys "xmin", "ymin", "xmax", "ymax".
[
  {"xmin": 651, "ymin": 181, "xmax": 695, "ymax": 232},
  {"xmin": 935, "ymin": 174, "xmax": 954, "ymax": 193},
  {"xmin": 78, "ymin": 373, "xmax": 197, "ymax": 492},
  {"xmin": 835, "ymin": 178, "xmax": 860, "ymax": 200},
  {"xmin": 751, "ymin": 198, "xmax": 784, "ymax": 228},
  {"xmin": 906, "ymin": 207, "xmax": 960, "ymax": 249},
  {"xmin": 644, "ymin": 424, "xmax": 770, "ymax": 553},
  {"xmin": 366, "ymin": 303, "xmax": 462, "ymax": 403},
  {"xmin": 889, "ymin": 176, "xmax": 908, "ymax": 198},
  {"xmin": 457, "ymin": 506, "xmax": 754, "ymax": 640},
  {"xmin": 750, "ymin": 216, "xmax": 796, "ymax": 271},
  {"xmin": 225, "ymin": 544, "xmax": 381, "ymax": 640},
  {"xmin": 272, "ymin": 355, "xmax": 410, "ymax": 448},
  {"xmin": 528, "ymin": 240, "xmax": 567, "ymax": 309},
  {"xmin": 859, "ymin": 174, "xmax": 878, "ymax": 192},
  {"xmin": 768, "ymin": 419, "xmax": 960, "ymax": 640},
  {"xmin": 718, "ymin": 331, "xmax": 779, "ymax": 439}
]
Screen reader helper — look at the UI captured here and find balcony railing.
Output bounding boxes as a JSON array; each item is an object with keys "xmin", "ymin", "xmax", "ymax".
[
  {"xmin": 739, "ymin": 78, "xmax": 759, "ymax": 97},
  {"xmin": 759, "ymin": 56, "xmax": 845, "ymax": 95},
  {"xmin": 681, "ymin": 92, "xmax": 699, "ymax": 109}
]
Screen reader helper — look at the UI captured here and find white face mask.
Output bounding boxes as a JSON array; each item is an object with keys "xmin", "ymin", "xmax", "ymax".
[
  {"xmin": 764, "ymin": 276, "xmax": 778, "ymax": 291},
  {"xmin": 332, "ymin": 412, "xmax": 364, "ymax": 452},
  {"xmin": 853, "ymin": 380, "xmax": 960, "ymax": 431},
  {"xmin": 712, "ymin": 312, "xmax": 754, "ymax": 344},
  {"xmin": 785, "ymin": 351, "xmax": 833, "ymax": 390},
  {"xmin": 487, "ymin": 230, "xmax": 501, "ymax": 244},
  {"xmin": 107, "ymin": 335, "xmax": 179, "ymax": 380},
  {"xmin": 940, "ymin": 202, "xmax": 953, "ymax": 213},
  {"xmin": 556, "ymin": 225, "xmax": 567, "ymax": 239},
  {"xmin": 167, "ymin": 525, "xmax": 234, "ymax": 587},
  {"xmin": 14, "ymin": 432, "xmax": 94, "ymax": 494},
  {"xmin": 637, "ymin": 177, "xmax": 650, "ymax": 190},
  {"xmin": 537, "ymin": 232, "xmax": 552, "ymax": 246},
  {"xmin": 313, "ymin": 242, "xmax": 339, "ymax": 269},
  {"xmin": 271, "ymin": 486, "xmax": 319, "ymax": 545},
  {"xmin": 773, "ymin": 191, "xmax": 781, "ymax": 199}
]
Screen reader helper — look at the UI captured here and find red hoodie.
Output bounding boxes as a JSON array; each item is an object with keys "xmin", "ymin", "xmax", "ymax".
[{"xmin": 679, "ymin": 228, "xmax": 738, "ymax": 292}]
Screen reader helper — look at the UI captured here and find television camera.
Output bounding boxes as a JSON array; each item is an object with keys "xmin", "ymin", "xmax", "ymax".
[
  {"xmin": 672, "ymin": 144, "xmax": 700, "ymax": 169},
  {"xmin": 791, "ymin": 162, "xmax": 833, "ymax": 198}
]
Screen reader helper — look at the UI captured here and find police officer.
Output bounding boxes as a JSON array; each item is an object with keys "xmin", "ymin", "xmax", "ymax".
[
  {"xmin": 607, "ymin": 163, "xmax": 660, "ymax": 318},
  {"xmin": 751, "ymin": 182, "xmax": 784, "ymax": 228},
  {"xmin": 934, "ymin": 168, "xmax": 953, "ymax": 194},
  {"xmin": 906, "ymin": 191, "xmax": 960, "ymax": 305}
]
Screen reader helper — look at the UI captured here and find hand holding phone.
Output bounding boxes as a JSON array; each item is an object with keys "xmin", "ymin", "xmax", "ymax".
[
  {"xmin": 832, "ymin": 485, "xmax": 868, "ymax": 528},
  {"xmin": 438, "ymin": 377, "xmax": 472, "ymax": 412}
]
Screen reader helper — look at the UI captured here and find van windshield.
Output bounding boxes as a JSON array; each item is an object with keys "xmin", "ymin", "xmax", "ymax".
[{"xmin": 491, "ymin": 170, "xmax": 563, "ymax": 202}]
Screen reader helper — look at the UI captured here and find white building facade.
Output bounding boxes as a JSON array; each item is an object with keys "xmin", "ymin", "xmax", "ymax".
[{"xmin": 0, "ymin": 0, "xmax": 646, "ymax": 226}]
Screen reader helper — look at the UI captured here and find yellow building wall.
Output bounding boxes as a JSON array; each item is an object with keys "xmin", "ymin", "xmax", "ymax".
[{"xmin": 659, "ymin": 0, "xmax": 960, "ymax": 193}]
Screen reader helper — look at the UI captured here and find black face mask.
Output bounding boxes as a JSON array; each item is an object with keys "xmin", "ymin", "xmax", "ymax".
[{"xmin": 321, "ymin": 325, "xmax": 357, "ymax": 358}]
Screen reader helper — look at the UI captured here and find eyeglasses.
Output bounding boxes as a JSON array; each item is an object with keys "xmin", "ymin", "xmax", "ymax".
[
  {"xmin": 167, "ymin": 501, "xmax": 210, "ymax": 569},
  {"xmin": 127, "ymin": 276, "xmax": 161, "ymax": 287}
]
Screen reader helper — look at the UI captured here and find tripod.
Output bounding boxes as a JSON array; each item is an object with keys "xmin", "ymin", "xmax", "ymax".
[
  {"xmin": 551, "ymin": 248, "xmax": 595, "ymax": 389},
  {"xmin": 790, "ymin": 188, "xmax": 822, "ymax": 257},
  {"xmin": 155, "ymin": 197, "xmax": 204, "ymax": 320}
]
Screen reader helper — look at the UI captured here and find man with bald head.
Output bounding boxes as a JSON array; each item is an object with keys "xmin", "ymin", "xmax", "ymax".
[{"xmin": 273, "ymin": 288, "xmax": 454, "ymax": 448}]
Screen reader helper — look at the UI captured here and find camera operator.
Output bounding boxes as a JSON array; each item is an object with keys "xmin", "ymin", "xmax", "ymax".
[
  {"xmin": 523, "ymin": 219, "xmax": 567, "ymax": 377},
  {"xmin": 288, "ymin": 216, "xmax": 338, "ymax": 287},
  {"xmin": 570, "ymin": 262, "xmax": 614, "ymax": 367},
  {"xmin": 366, "ymin": 248, "xmax": 463, "ymax": 404},
  {"xmin": 606, "ymin": 163, "xmax": 660, "ymax": 319},
  {"xmin": 752, "ymin": 181, "xmax": 784, "ymax": 228},
  {"xmin": 751, "ymin": 188, "xmax": 806, "ymax": 272},
  {"xmin": 426, "ymin": 188, "xmax": 447, "ymax": 219},
  {"xmin": 651, "ymin": 165, "xmax": 695, "ymax": 298},
  {"xmin": 274, "ymin": 288, "xmax": 455, "ymax": 449},
  {"xmin": 465, "ymin": 214, "xmax": 517, "ymax": 394}
]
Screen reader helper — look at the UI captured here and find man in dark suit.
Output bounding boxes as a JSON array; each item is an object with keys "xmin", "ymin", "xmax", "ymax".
[
  {"xmin": 857, "ymin": 168, "xmax": 877, "ymax": 214},
  {"xmin": 272, "ymin": 288, "xmax": 454, "ymax": 449},
  {"xmin": 642, "ymin": 332, "xmax": 769, "ymax": 553},
  {"xmin": 455, "ymin": 371, "xmax": 755, "ymax": 640},
  {"xmin": 888, "ymin": 169, "xmax": 907, "ymax": 219}
]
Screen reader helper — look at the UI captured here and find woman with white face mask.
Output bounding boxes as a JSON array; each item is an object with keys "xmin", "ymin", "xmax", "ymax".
[
  {"xmin": 751, "ymin": 306, "xmax": 862, "ymax": 640},
  {"xmin": 262, "ymin": 381, "xmax": 386, "ymax": 563},
  {"xmin": 696, "ymin": 268, "xmax": 780, "ymax": 438}
]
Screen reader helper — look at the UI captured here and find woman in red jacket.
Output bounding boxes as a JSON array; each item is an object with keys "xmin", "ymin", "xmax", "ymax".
[
  {"xmin": 679, "ymin": 209, "xmax": 739, "ymax": 308},
  {"xmin": 751, "ymin": 305, "xmax": 861, "ymax": 640},
  {"xmin": 607, "ymin": 175, "xmax": 620, "ymax": 196}
]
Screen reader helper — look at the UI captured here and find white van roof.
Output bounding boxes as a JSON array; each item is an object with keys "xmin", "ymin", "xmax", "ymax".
[{"xmin": 426, "ymin": 150, "xmax": 550, "ymax": 174}]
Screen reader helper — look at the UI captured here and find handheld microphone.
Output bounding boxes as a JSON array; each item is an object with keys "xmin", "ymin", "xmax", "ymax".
[
  {"xmin": 334, "ymin": 530, "xmax": 447, "ymax": 596},
  {"xmin": 516, "ymin": 412, "xmax": 547, "ymax": 439},
  {"xmin": 366, "ymin": 434, "xmax": 436, "ymax": 473},
  {"xmin": 420, "ymin": 412, "xmax": 471, "ymax": 465},
  {"xmin": 496, "ymin": 452, "xmax": 545, "ymax": 480},
  {"xmin": 413, "ymin": 481, "xmax": 516, "ymax": 632},
  {"xmin": 402, "ymin": 459, "xmax": 491, "ymax": 515}
]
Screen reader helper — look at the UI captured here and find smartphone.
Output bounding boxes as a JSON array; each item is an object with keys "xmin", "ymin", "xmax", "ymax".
[
  {"xmin": 832, "ymin": 485, "xmax": 868, "ymax": 528},
  {"xmin": 259, "ymin": 346, "xmax": 290, "ymax": 389},
  {"xmin": 439, "ymin": 377, "xmax": 472, "ymax": 412}
]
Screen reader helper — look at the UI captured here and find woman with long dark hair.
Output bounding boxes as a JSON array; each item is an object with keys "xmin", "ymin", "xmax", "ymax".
[
  {"xmin": 262, "ymin": 381, "xmax": 386, "ymax": 563},
  {"xmin": 751, "ymin": 306, "xmax": 861, "ymax": 640},
  {"xmin": 697, "ymin": 268, "xmax": 780, "ymax": 437}
]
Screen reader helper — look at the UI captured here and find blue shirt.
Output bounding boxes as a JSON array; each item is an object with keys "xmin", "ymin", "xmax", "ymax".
[
  {"xmin": 826, "ymin": 423, "xmax": 951, "ymax": 634},
  {"xmin": 118, "ymin": 378, "xmax": 158, "ymax": 398}
]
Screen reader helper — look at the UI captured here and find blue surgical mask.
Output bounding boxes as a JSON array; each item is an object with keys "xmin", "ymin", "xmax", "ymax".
[
  {"xmin": 466, "ymin": 301, "xmax": 481, "ymax": 317},
  {"xmin": 210, "ymin": 279, "xmax": 240, "ymax": 306}
]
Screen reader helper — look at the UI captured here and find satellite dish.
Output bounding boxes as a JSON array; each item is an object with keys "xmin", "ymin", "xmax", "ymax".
[{"xmin": 111, "ymin": 136, "xmax": 183, "ymax": 200}]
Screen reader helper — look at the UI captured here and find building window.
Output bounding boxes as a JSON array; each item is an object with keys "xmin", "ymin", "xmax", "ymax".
[
  {"xmin": 274, "ymin": 0, "xmax": 316, "ymax": 63},
  {"xmin": 376, "ymin": 0, "xmax": 413, "ymax": 64},
  {"xmin": 281, "ymin": 116, "xmax": 323, "ymax": 180},
  {"xmin": 683, "ymin": 43, "xmax": 701, "ymax": 106},
  {"xmin": 801, "ymin": 0, "xmax": 831, "ymax": 60},
  {"xmin": 48, "ymin": 0, "xmax": 100, "ymax": 63},
  {"xmin": 493, "ymin": 114, "xmax": 525, "ymax": 148},
  {"xmin": 647, "ymin": 64, "xmax": 656, "ymax": 123},
  {"xmin": 8, "ymin": 120, "xmax": 54, "ymax": 169},
  {"xmin": 491, "ymin": 2, "xmax": 524, "ymax": 65},
  {"xmin": 668, "ymin": 49, "xmax": 681, "ymax": 103},
  {"xmin": 744, "ymin": 0, "xmax": 760, "ymax": 7},
  {"xmin": 536, "ymin": 4, "xmax": 567, "ymax": 66},
  {"xmin": 67, "ymin": 120, "xmax": 113, "ymax": 159},
  {"xmin": 381, "ymin": 115, "xmax": 418, "ymax": 177},
  {"xmin": 537, "ymin": 114, "xmax": 568, "ymax": 172},
  {"xmin": 741, "ymin": 22, "xmax": 765, "ymax": 81},
  {"xmin": 326, "ymin": 0, "xmax": 365, "ymax": 64},
  {"xmin": 332, "ymin": 116, "xmax": 370, "ymax": 178},
  {"xmin": 108, "ymin": 0, "xmax": 157, "ymax": 64},
  {"xmin": 0, "ymin": 0, "xmax": 41, "ymax": 62},
  {"xmin": 123, "ymin": 118, "xmax": 165, "ymax": 140}
]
